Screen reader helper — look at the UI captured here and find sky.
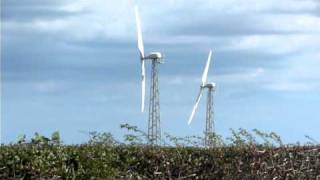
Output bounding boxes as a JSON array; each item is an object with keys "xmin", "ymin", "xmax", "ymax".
[{"xmin": 1, "ymin": 0, "xmax": 320, "ymax": 144}]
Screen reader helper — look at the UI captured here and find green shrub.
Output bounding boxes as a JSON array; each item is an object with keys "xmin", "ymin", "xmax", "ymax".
[{"xmin": 0, "ymin": 125, "xmax": 319, "ymax": 179}]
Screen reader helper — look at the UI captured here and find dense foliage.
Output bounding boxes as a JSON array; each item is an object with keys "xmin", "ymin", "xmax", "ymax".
[{"xmin": 1, "ymin": 125, "xmax": 319, "ymax": 179}]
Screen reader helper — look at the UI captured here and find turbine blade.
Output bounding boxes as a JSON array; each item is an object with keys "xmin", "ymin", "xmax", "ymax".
[
  {"xmin": 134, "ymin": 5, "xmax": 144, "ymax": 59},
  {"xmin": 188, "ymin": 88, "xmax": 203, "ymax": 125},
  {"xmin": 201, "ymin": 50, "xmax": 212, "ymax": 86},
  {"xmin": 141, "ymin": 60, "xmax": 146, "ymax": 112}
]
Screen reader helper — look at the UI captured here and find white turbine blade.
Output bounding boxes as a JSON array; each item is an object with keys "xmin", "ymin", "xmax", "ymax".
[
  {"xmin": 141, "ymin": 60, "xmax": 146, "ymax": 112},
  {"xmin": 201, "ymin": 50, "xmax": 212, "ymax": 86},
  {"xmin": 134, "ymin": 5, "xmax": 144, "ymax": 59},
  {"xmin": 188, "ymin": 88, "xmax": 203, "ymax": 125},
  {"xmin": 135, "ymin": 5, "xmax": 146, "ymax": 112}
]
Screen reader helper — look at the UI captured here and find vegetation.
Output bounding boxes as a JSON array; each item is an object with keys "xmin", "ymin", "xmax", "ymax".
[{"xmin": 1, "ymin": 125, "xmax": 319, "ymax": 179}]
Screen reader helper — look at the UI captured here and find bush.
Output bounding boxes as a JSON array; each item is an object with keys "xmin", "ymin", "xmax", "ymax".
[{"xmin": 0, "ymin": 125, "xmax": 319, "ymax": 179}]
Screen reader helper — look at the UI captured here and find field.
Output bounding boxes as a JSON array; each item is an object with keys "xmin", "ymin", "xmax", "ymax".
[{"xmin": 1, "ymin": 125, "xmax": 319, "ymax": 179}]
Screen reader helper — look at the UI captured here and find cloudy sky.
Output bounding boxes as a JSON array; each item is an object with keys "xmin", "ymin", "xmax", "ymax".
[{"xmin": 1, "ymin": 0, "xmax": 320, "ymax": 144}]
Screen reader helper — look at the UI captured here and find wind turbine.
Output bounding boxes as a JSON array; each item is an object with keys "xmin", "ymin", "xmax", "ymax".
[
  {"xmin": 134, "ymin": 6, "xmax": 163, "ymax": 145},
  {"xmin": 188, "ymin": 50, "xmax": 216, "ymax": 147}
]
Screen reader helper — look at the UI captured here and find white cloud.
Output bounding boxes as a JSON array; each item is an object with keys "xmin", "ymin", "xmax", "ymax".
[
  {"xmin": 4, "ymin": 0, "xmax": 320, "ymax": 93},
  {"xmin": 265, "ymin": 82, "xmax": 317, "ymax": 92},
  {"xmin": 252, "ymin": 51, "xmax": 320, "ymax": 92},
  {"xmin": 229, "ymin": 34, "xmax": 320, "ymax": 55},
  {"xmin": 4, "ymin": 0, "xmax": 319, "ymax": 40},
  {"xmin": 167, "ymin": 77, "xmax": 185, "ymax": 85},
  {"xmin": 214, "ymin": 67, "xmax": 265, "ymax": 83},
  {"xmin": 164, "ymin": 67, "xmax": 265, "ymax": 86},
  {"xmin": 32, "ymin": 81, "xmax": 68, "ymax": 93},
  {"xmin": 268, "ymin": 14, "xmax": 320, "ymax": 33}
]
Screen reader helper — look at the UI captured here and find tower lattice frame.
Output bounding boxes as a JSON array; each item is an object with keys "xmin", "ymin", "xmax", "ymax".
[
  {"xmin": 148, "ymin": 59, "xmax": 161, "ymax": 145},
  {"xmin": 204, "ymin": 87, "xmax": 214, "ymax": 147}
]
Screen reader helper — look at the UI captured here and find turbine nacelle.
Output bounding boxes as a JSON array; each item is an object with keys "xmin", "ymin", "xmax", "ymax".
[
  {"xmin": 145, "ymin": 52, "xmax": 162, "ymax": 60},
  {"xmin": 145, "ymin": 52, "xmax": 164, "ymax": 63},
  {"xmin": 202, "ymin": 83, "xmax": 216, "ymax": 89}
]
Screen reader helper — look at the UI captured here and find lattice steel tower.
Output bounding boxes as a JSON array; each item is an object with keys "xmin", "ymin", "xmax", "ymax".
[
  {"xmin": 204, "ymin": 85, "xmax": 215, "ymax": 147},
  {"xmin": 148, "ymin": 59, "xmax": 161, "ymax": 145}
]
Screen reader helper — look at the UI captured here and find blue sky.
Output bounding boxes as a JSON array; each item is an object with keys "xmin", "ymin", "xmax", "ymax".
[{"xmin": 1, "ymin": 0, "xmax": 320, "ymax": 144}]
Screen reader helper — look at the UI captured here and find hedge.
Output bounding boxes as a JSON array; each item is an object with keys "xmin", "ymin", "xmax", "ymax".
[{"xmin": 1, "ymin": 144, "xmax": 320, "ymax": 179}]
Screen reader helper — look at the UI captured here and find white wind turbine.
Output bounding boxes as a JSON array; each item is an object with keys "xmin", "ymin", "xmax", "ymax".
[
  {"xmin": 188, "ymin": 50, "xmax": 216, "ymax": 147},
  {"xmin": 134, "ymin": 5, "xmax": 163, "ymax": 145}
]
